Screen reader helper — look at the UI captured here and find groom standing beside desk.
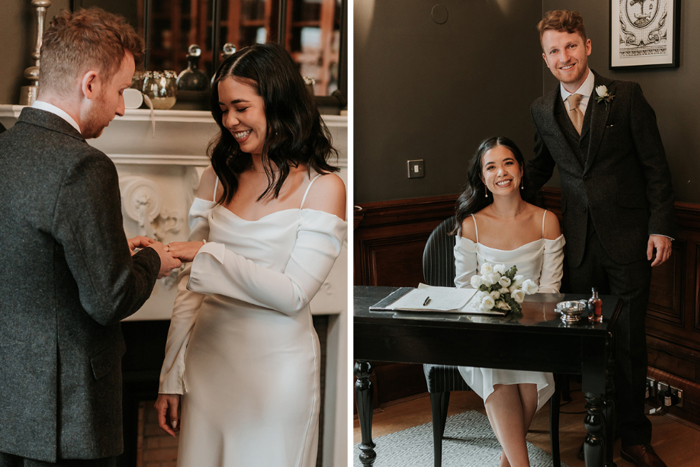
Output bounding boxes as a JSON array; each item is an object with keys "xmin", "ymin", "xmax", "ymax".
[
  {"xmin": 0, "ymin": 8, "xmax": 181, "ymax": 467},
  {"xmin": 526, "ymin": 10, "xmax": 675, "ymax": 467}
]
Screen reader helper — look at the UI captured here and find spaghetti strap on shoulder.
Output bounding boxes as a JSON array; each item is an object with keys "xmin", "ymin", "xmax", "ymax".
[
  {"xmin": 300, "ymin": 173, "xmax": 323, "ymax": 209},
  {"xmin": 471, "ymin": 213, "xmax": 479, "ymax": 244},
  {"xmin": 213, "ymin": 177, "xmax": 220, "ymax": 202},
  {"xmin": 541, "ymin": 210, "xmax": 548, "ymax": 238}
]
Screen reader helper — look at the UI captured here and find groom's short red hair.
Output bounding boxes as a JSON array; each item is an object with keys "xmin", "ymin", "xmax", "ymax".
[{"xmin": 537, "ymin": 10, "xmax": 587, "ymax": 44}]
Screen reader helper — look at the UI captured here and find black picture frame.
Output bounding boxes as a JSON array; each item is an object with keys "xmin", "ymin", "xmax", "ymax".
[{"xmin": 609, "ymin": 0, "xmax": 681, "ymax": 69}]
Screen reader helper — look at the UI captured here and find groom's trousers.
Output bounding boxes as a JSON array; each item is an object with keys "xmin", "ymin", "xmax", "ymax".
[
  {"xmin": 0, "ymin": 453, "xmax": 116, "ymax": 467},
  {"xmin": 565, "ymin": 228, "xmax": 653, "ymax": 447}
]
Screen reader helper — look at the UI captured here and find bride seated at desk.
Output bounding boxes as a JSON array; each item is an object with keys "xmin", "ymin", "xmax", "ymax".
[{"xmin": 453, "ymin": 136, "xmax": 565, "ymax": 467}]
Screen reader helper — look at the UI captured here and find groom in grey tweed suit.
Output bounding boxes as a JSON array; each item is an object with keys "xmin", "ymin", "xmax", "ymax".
[
  {"xmin": 525, "ymin": 11, "xmax": 674, "ymax": 467},
  {"xmin": 0, "ymin": 8, "xmax": 180, "ymax": 466}
]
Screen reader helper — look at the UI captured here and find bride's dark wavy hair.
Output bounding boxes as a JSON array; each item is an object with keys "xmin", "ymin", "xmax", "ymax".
[
  {"xmin": 208, "ymin": 42, "xmax": 339, "ymax": 204},
  {"xmin": 453, "ymin": 136, "xmax": 527, "ymax": 234}
]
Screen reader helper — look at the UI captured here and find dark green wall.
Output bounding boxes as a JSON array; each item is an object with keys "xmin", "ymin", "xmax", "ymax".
[
  {"xmin": 355, "ymin": 0, "xmax": 700, "ymax": 204},
  {"xmin": 354, "ymin": 0, "xmax": 544, "ymax": 203},
  {"xmin": 0, "ymin": 0, "xmax": 71, "ymax": 105}
]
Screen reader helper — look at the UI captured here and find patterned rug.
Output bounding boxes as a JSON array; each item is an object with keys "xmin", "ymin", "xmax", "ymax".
[{"xmin": 353, "ymin": 410, "xmax": 569, "ymax": 467}]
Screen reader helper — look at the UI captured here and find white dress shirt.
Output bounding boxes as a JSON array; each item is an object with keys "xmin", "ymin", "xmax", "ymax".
[
  {"xmin": 559, "ymin": 68, "xmax": 595, "ymax": 116},
  {"xmin": 32, "ymin": 100, "xmax": 82, "ymax": 135}
]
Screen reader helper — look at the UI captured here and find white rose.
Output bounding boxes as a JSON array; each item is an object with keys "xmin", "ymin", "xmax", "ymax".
[
  {"xmin": 481, "ymin": 263, "xmax": 494, "ymax": 274},
  {"xmin": 491, "ymin": 273, "xmax": 502, "ymax": 285},
  {"xmin": 480, "ymin": 273, "xmax": 494, "ymax": 286},
  {"xmin": 512, "ymin": 275, "xmax": 524, "ymax": 287},
  {"xmin": 512, "ymin": 289, "xmax": 525, "ymax": 303},
  {"xmin": 595, "ymin": 85, "xmax": 608, "ymax": 97},
  {"xmin": 522, "ymin": 279, "xmax": 539, "ymax": 295},
  {"xmin": 490, "ymin": 290, "xmax": 500, "ymax": 300},
  {"xmin": 480, "ymin": 295, "xmax": 495, "ymax": 311},
  {"xmin": 493, "ymin": 263, "xmax": 506, "ymax": 275},
  {"xmin": 470, "ymin": 275, "xmax": 483, "ymax": 288},
  {"xmin": 498, "ymin": 276, "xmax": 511, "ymax": 288}
]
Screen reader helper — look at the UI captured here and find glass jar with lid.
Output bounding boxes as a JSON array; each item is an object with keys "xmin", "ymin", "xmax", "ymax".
[{"xmin": 142, "ymin": 71, "xmax": 178, "ymax": 110}]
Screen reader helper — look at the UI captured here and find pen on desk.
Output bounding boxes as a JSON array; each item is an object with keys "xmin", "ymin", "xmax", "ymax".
[{"xmin": 423, "ymin": 296, "xmax": 431, "ymax": 306}]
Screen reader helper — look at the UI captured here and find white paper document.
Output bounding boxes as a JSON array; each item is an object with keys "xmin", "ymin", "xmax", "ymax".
[{"xmin": 387, "ymin": 284, "xmax": 478, "ymax": 312}]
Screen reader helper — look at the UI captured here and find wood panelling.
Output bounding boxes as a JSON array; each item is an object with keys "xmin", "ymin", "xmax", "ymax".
[
  {"xmin": 354, "ymin": 188, "xmax": 700, "ymax": 422},
  {"xmin": 372, "ymin": 362, "xmax": 426, "ymax": 405},
  {"xmin": 647, "ymin": 242, "xmax": 684, "ymax": 325},
  {"xmin": 354, "ymin": 194, "xmax": 457, "ymax": 286},
  {"xmin": 695, "ymin": 244, "xmax": 700, "ymax": 331}
]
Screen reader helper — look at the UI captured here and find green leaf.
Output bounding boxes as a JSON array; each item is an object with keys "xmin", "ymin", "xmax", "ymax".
[{"xmin": 504, "ymin": 295, "xmax": 521, "ymax": 314}]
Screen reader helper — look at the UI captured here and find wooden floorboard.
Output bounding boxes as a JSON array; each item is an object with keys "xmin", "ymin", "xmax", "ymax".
[{"xmin": 353, "ymin": 383, "xmax": 700, "ymax": 466}]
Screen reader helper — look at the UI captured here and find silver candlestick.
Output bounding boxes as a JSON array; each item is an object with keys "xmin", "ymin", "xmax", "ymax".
[{"xmin": 20, "ymin": 0, "xmax": 51, "ymax": 106}]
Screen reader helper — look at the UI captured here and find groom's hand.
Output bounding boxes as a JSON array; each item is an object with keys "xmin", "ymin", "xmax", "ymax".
[
  {"xmin": 647, "ymin": 235, "xmax": 672, "ymax": 267},
  {"xmin": 148, "ymin": 242, "xmax": 182, "ymax": 278},
  {"xmin": 128, "ymin": 235, "xmax": 155, "ymax": 256}
]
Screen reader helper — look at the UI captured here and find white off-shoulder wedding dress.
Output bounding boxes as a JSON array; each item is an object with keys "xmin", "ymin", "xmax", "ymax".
[
  {"xmin": 454, "ymin": 211, "xmax": 565, "ymax": 410},
  {"xmin": 159, "ymin": 174, "xmax": 347, "ymax": 467}
]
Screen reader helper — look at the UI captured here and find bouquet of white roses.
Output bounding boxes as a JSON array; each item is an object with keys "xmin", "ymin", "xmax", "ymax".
[{"xmin": 470, "ymin": 262, "xmax": 539, "ymax": 314}]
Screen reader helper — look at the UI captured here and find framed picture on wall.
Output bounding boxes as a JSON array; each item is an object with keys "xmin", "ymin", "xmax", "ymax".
[{"xmin": 610, "ymin": 0, "xmax": 681, "ymax": 69}]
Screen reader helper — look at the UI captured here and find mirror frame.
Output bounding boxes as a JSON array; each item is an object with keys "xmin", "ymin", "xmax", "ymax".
[{"xmin": 70, "ymin": 0, "xmax": 347, "ymax": 109}]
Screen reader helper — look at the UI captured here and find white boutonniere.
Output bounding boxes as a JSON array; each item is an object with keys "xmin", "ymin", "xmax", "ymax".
[
  {"xmin": 471, "ymin": 263, "xmax": 539, "ymax": 314},
  {"xmin": 594, "ymin": 85, "xmax": 615, "ymax": 110}
]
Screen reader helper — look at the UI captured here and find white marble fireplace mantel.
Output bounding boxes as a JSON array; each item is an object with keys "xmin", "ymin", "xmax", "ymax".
[{"xmin": 0, "ymin": 105, "xmax": 348, "ymax": 467}]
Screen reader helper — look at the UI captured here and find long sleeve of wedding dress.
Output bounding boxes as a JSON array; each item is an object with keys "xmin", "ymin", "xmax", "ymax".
[
  {"xmin": 186, "ymin": 209, "xmax": 346, "ymax": 315},
  {"xmin": 159, "ymin": 198, "xmax": 210, "ymax": 395},
  {"xmin": 454, "ymin": 236, "xmax": 478, "ymax": 289},
  {"xmin": 538, "ymin": 236, "xmax": 565, "ymax": 293}
]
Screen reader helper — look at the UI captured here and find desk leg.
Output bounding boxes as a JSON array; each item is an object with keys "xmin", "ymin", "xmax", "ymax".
[
  {"xmin": 603, "ymin": 396, "xmax": 617, "ymax": 467},
  {"xmin": 354, "ymin": 360, "xmax": 376, "ymax": 466},
  {"xmin": 584, "ymin": 393, "xmax": 605, "ymax": 467},
  {"xmin": 604, "ymin": 339, "xmax": 617, "ymax": 467}
]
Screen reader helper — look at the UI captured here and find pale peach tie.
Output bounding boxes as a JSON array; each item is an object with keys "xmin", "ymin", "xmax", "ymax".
[{"xmin": 566, "ymin": 93, "xmax": 584, "ymax": 135}]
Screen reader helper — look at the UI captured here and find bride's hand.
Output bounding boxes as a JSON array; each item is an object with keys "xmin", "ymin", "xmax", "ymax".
[
  {"xmin": 155, "ymin": 394, "xmax": 181, "ymax": 437},
  {"xmin": 164, "ymin": 241, "xmax": 206, "ymax": 262}
]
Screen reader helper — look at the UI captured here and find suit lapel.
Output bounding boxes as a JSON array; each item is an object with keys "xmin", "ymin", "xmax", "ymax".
[{"xmin": 584, "ymin": 72, "xmax": 613, "ymax": 174}]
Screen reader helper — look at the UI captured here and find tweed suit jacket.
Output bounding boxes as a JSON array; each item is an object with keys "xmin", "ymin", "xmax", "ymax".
[
  {"xmin": 526, "ymin": 71, "xmax": 676, "ymax": 268},
  {"xmin": 0, "ymin": 108, "xmax": 161, "ymax": 462}
]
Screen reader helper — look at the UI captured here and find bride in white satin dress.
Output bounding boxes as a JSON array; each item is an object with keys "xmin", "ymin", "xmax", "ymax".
[
  {"xmin": 453, "ymin": 137, "xmax": 564, "ymax": 467},
  {"xmin": 153, "ymin": 43, "xmax": 346, "ymax": 467}
]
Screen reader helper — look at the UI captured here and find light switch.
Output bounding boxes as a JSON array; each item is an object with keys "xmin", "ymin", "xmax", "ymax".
[{"xmin": 407, "ymin": 159, "xmax": 425, "ymax": 178}]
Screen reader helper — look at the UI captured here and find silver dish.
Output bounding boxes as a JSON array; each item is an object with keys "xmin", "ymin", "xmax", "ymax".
[{"xmin": 555, "ymin": 300, "xmax": 587, "ymax": 324}]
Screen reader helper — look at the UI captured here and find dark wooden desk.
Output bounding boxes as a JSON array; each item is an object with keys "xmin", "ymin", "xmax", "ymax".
[{"xmin": 354, "ymin": 286, "xmax": 623, "ymax": 467}]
